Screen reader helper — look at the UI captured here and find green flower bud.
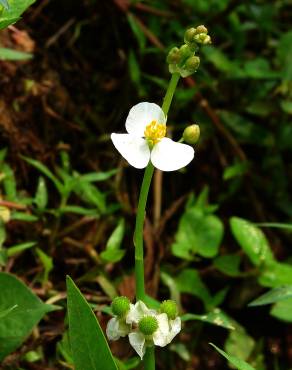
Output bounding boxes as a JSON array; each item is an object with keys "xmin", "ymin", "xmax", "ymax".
[
  {"xmin": 194, "ymin": 33, "xmax": 211, "ymax": 45},
  {"xmin": 185, "ymin": 56, "xmax": 200, "ymax": 73},
  {"xmin": 184, "ymin": 27, "xmax": 196, "ymax": 44},
  {"xmin": 183, "ymin": 124, "xmax": 200, "ymax": 145},
  {"xmin": 160, "ymin": 300, "xmax": 178, "ymax": 320},
  {"xmin": 179, "ymin": 44, "xmax": 193, "ymax": 60},
  {"xmin": 138, "ymin": 316, "xmax": 158, "ymax": 336},
  {"xmin": 111, "ymin": 296, "xmax": 130, "ymax": 317},
  {"xmin": 195, "ymin": 25, "xmax": 208, "ymax": 34},
  {"xmin": 167, "ymin": 47, "xmax": 181, "ymax": 64}
]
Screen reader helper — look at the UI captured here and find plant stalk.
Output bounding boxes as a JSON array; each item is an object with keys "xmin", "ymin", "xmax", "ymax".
[{"xmin": 133, "ymin": 72, "xmax": 180, "ymax": 370}]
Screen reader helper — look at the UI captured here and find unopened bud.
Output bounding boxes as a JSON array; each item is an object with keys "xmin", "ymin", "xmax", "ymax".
[
  {"xmin": 194, "ymin": 33, "xmax": 211, "ymax": 45},
  {"xmin": 184, "ymin": 28, "xmax": 196, "ymax": 44},
  {"xmin": 179, "ymin": 44, "xmax": 193, "ymax": 60},
  {"xmin": 183, "ymin": 124, "xmax": 200, "ymax": 144},
  {"xmin": 185, "ymin": 56, "xmax": 200, "ymax": 73},
  {"xmin": 138, "ymin": 316, "xmax": 158, "ymax": 336},
  {"xmin": 195, "ymin": 25, "xmax": 208, "ymax": 34},
  {"xmin": 167, "ymin": 47, "xmax": 181, "ymax": 64},
  {"xmin": 160, "ymin": 300, "xmax": 178, "ymax": 320},
  {"xmin": 111, "ymin": 296, "xmax": 130, "ymax": 317}
]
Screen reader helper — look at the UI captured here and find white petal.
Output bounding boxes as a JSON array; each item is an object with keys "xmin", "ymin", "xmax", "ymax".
[
  {"xmin": 126, "ymin": 102, "xmax": 166, "ymax": 137},
  {"xmin": 126, "ymin": 301, "xmax": 151, "ymax": 325},
  {"xmin": 129, "ymin": 332, "xmax": 146, "ymax": 359},
  {"xmin": 151, "ymin": 138, "xmax": 194, "ymax": 171},
  {"xmin": 168, "ymin": 317, "xmax": 181, "ymax": 343},
  {"xmin": 153, "ymin": 313, "xmax": 169, "ymax": 347},
  {"xmin": 111, "ymin": 134, "xmax": 150, "ymax": 169},
  {"xmin": 106, "ymin": 317, "xmax": 120, "ymax": 341}
]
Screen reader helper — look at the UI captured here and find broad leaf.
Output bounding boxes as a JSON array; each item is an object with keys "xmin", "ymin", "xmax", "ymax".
[
  {"xmin": 66, "ymin": 276, "xmax": 118, "ymax": 370},
  {"xmin": 0, "ymin": 272, "xmax": 56, "ymax": 361},
  {"xmin": 210, "ymin": 343, "xmax": 256, "ymax": 370},
  {"xmin": 270, "ymin": 297, "xmax": 292, "ymax": 322},
  {"xmin": 0, "ymin": 0, "xmax": 36, "ymax": 30},
  {"xmin": 101, "ymin": 219, "xmax": 126, "ymax": 263},
  {"xmin": 172, "ymin": 207, "xmax": 223, "ymax": 259},
  {"xmin": 258, "ymin": 261, "xmax": 292, "ymax": 287},
  {"xmin": 230, "ymin": 217, "xmax": 274, "ymax": 266}
]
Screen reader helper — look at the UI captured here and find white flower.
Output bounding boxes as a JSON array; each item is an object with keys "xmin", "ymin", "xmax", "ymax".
[
  {"xmin": 106, "ymin": 317, "xmax": 131, "ymax": 341},
  {"xmin": 126, "ymin": 300, "xmax": 182, "ymax": 359},
  {"xmin": 111, "ymin": 102, "xmax": 194, "ymax": 171}
]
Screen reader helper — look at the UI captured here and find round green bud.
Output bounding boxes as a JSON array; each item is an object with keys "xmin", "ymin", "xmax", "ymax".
[
  {"xmin": 184, "ymin": 28, "xmax": 196, "ymax": 44},
  {"xmin": 160, "ymin": 300, "xmax": 178, "ymax": 320},
  {"xmin": 195, "ymin": 25, "xmax": 208, "ymax": 34},
  {"xmin": 138, "ymin": 316, "xmax": 158, "ymax": 336},
  {"xmin": 111, "ymin": 296, "xmax": 130, "ymax": 317},
  {"xmin": 179, "ymin": 44, "xmax": 193, "ymax": 60},
  {"xmin": 185, "ymin": 55, "xmax": 200, "ymax": 73},
  {"xmin": 167, "ymin": 46, "xmax": 181, "ymax": 65},
  {"xmin": 194, "ymin": 33, "xmax": 211, "ymax": 45},
  {"xmin": 183, "ymin": 124, "xmax": 200, "ymax": 145}
]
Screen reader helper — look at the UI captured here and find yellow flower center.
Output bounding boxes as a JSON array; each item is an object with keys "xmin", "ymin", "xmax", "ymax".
[{"xmin": 144, "ymin": 120, "xmax": 166, "ymax": 146}]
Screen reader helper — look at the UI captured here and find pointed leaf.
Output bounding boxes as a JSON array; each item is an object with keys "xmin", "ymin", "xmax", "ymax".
[
  {"xmin": 249, "ymin": 285, "xmax": 292, "ymax": 306},
  {"xmin": 0, "ymin": 272, "xmax": 56, "ymax": 361},
  {"xmin": 210, "ymin": 343, "xmax": 256, "ymax": 370},
  {"xmin": 66, "ymin": 276, "xmax": 118, "ymax": 370}
]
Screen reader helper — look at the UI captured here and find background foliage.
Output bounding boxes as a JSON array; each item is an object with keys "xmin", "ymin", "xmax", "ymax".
[{"xmin": 0, "ymin": 0, "xmax": 291, "ymax": 369}]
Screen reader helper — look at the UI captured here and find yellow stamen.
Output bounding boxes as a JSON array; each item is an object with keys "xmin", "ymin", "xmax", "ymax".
[{"xmin": 144, "ymin": 120, "xmax": 166, "ymax": 146}]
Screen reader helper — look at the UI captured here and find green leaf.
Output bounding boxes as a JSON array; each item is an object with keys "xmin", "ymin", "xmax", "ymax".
[
  {"xmin": 127, "ymin": 13, "xmax": 146, "ymax": 51},
  {"xmin": 0, "ymin": 304, "xmax": 17, "ymax": 319},
  {"xmin": 214, "ymin": 254, "xmax": 241, "ymax": 277},
  {"xmin": 0, "ymin": 47, "xmax": 32, "ymax": 61},
  {"xmin": 0, "ymin": 272, "xmax": 56, "ymax": 361},
  {"xmin": 172, "ymin": 206, "xmax": 224, "ymax": 259},
  {"xmin": 36, "ymin": 248, "xmax": 53, "ymax": 284},
  {"xmin": 11, "ymin": 211, "xmax": 38, "ymax": 222},
  {"xmin": 258, "ymin": 261, "xmax": 292, "ymax": 287},
  {"xmin": 270, "ymin": 297, "xmax": 292, "ymax": 322},
  {"xmin": 34, "ymin": 176, "xmax": 48, "ymax": 210},
  {"xmin": 22, "ymin": 156, "xmax": 64, "ymax": 194},
  {"xmin": 175, "ymin": 269, "xmax": 211, "ymax": 308},
  {"xmin": 230, "ymin": 217, "xmax": 274, "ymax": 266},
  {"xmin": 7, "ymin": 241, "xmax": 36, "ymax": 257},
  {"xmin": 249, "ymin": 285, "xmax": 292, "ymax": 306},
  {"xmin": 223, "ymin": 161, "xmax": 249, "ymax": 180},
  {"xmin": 0, "ymin": 0, "xmax": 36, "ymax": 30},
  {"xmin": 58, "ymin": 205, "xmax": 99, "ymax": 217},
  {"xmin": 66, "ymin": 276, "xmax": 118, "ymax": 370},
  {"xmin": 277, "ymin": 31, "xmax": 292, "ymax": 81},
  {"xmin": 100, "ymin": 219, "xmax": 126, "ymax": 263},
  {"xmin": 0, "ymin": 0, "xmax": 9, "ymax": 10},
  {"xmin": 78, "ymin": 170, "xmax": 117, "ymax": 182},
  {"xmin": 210, "ymin": 344, "xmax": 256, "ymax": 370},
  {"xmin": 182, "ymin": 309, "xmax": 235, "ymax": 330}
]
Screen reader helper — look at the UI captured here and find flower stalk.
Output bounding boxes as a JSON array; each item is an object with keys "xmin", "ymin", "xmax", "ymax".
[{"xmin": 134, "ymin": 73, "xmax": 181, "ymax": 369}]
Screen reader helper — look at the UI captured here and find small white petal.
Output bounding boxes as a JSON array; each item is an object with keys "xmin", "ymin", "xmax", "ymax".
[
  {"xmin": 126, "ymin": 301, "xmax": 151, "ymax": 325},
  {"xmin": 126, "ymin": 102, "xmax": 166, "ymax": 137},
  {"xmin": 151, "ymin": 138, "xmax": 194, "ymax": 171},
  {"xmin": 168, "ymin": 317, "xmax": 181, "ymax": 343},
  {"xmin": 153, "ymin": 314, "xmax": 169, "ymax": 347},
  {"xmin": 106, "ymin": 317, "xmax": 120, "ymax": 341},
  {"xmin": 111, "ymin": 134, "xmax": 150, "ymax": 169},
  {"xmin": 129, "ymin": 332, "xmax": 146, "ymax": 359}
]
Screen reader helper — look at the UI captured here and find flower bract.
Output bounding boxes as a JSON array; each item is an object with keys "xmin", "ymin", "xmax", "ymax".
[{"xmin": 111, "ymin": 102, "xmax": 194, "ymax": 171}]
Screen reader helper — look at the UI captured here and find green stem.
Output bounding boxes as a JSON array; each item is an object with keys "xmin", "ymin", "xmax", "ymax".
[
  {"xmin": 143, "ymin": 346, "xmax": 155, "ymax": 370},
  {"xmin": 161, "ymin": 73, "xmax": 180, "ymax": 116},
  {"xmin": 134, "ymin": 162, "xmax": 155, "ymax": 301},
  {"xmin": 133, "ymin": 72, "xmax": 180, "ymax": 370}
]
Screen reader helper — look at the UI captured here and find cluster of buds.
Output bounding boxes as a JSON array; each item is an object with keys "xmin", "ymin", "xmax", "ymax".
[
  {"xmin": 167, "ymin": 25, "xmax": 211, "ymax": 78},
  {"xmin": 106, "ymin": 297, "xmax": 181, "ymax": 359}
]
